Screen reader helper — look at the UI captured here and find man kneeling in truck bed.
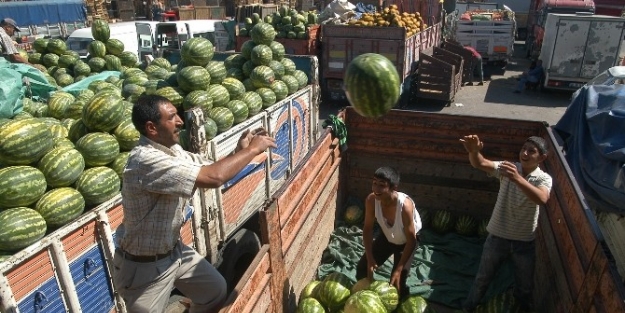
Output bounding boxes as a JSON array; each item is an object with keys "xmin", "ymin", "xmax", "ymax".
[
  {"xmin": 112, "ymin": 95, "xmax": 276, "ymax": 312},
  {"xmin": 460, "ymin": 135, "xmax": 552, "ymax": 312}
]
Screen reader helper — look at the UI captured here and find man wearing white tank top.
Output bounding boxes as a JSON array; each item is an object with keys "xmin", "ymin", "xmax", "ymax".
[{"xmin": 356, "ymin": 166, "xmax": 422, "ymax": 299}]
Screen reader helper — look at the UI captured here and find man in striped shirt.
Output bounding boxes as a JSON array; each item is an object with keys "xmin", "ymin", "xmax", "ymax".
[
  {"xmin": 460, "ymin": 135, "xmax": 552, "ymax": 313},
  {"xmin": 0, "ymin": 18, "xmax": 29, "ymax": 64}
]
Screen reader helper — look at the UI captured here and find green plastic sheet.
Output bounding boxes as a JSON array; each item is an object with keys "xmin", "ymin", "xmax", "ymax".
[
  {"xmin": 0, "ymin": 58, "xmax": 57, "ymax": 119},
  {"xmin": 61, "ymin": 71, "xmax": 121, "ymax": 96}
]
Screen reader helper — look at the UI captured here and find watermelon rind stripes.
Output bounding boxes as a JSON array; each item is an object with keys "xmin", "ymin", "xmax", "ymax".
[
  {"xmin": 35, "ymin": 187, "xmax": 85, "ymax": 228},
  {"xmin": 0, "ymin": 166, "xmax": 47, "ymax": 209},
  {"xmin": 74, "ymin": 166, "xmax": 121, "ymax": 206},
  {"xmin": 0, "ymin": 207, "xmax": 47, "ymax": 252}
]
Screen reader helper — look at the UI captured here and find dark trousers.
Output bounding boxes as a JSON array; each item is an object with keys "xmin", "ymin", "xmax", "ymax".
[{"xmin": 356, "ymin": 233, "xmax": 416, "ymax": 298}]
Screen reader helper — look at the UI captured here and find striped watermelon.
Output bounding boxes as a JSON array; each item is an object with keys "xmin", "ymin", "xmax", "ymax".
[
  {"xmin": 226, "ymin": 100, "xmax": 249, "ymax": 124},
  {"xmin": 222, "ymin": 77, "xmax": 246, "ymax": 100},
  {"xmin": 49, "ymin": 124, "xmax": 69, "ymax": 139},
  {"xmin": 268, "ymin": 60, "xmax": 285, "ymax": 80},
  {"xmin": 241, "ymin": 91, "xmax": 263, "ymax": 116},
  {"xmin": 208, "ymin": 107, "xmax": 235, "ymax": 133},
  {"xmin": 154, "ymin": 87, "xmax": 185, "ymax": 108},
  {"xmin": 177, "ymin": 66, "xmax": 211, "ymax": 93},
  {"xmin": 351, "ymin": 278, "xmax": 372, "ymax": 294},
  {"xmin": 368, "ymin": 280, "xmax": 399, "ymax": 312},
  {"xmin": 75, "ymin": 132, "xmax": 120, "ymax": 167},
  {"xmin": 455, "ymin": 215, "xmax": 478, "ymax": 236},
  {"xmin": 42, "ymin": 53, "xmax": 59, "ymax": 67},
  {"xmin": 91, "ymin": 19, "xmax": 111, "ymax": 42},
  {"xmin": 56, "ymin": 74, "xmax": 75, "ymax": 87},
  {"xmin": 241, "ymin": 60, "xmax": 255, "ymax": 78},
  {"xmin": 88, "ymin": 57, "xmax": 107, "ymax": 72},
  {"xmin": 344, "ymin": 290, "xmax": 387, "ymax": 313},
  {"xmin": 293, "ymin": 70, "xmax": 309, "ymax": 88},
  {"xmin": 431, "ymin": 209, "xmax": 454, "ymax": 234},
  {"xmin": 300, "ymin": 280, "xmax": 322, "ymax": 303},
  {"xmin": 206, "ymin": 61, "xmax": 227, "ymax": 84},
  {"xmin": 68, "ymin": 119, "xmax": 91, "ymax": 143},
  {"xmin": 82, "ymin": 91, "xmax": 124, "ymax": 132},
  {"xmin": 296, "ymin": 298, "xmax": 325, "ymax": 313},
  {"xmin": 74, "ymin": 166, "xmax": 121, "ymax": 206},
  {"xmin": 88, "ymin": 40, "xmax": 107, "ymax": 58},
  {"xmin": 317, "ymin": 281, "xmax": 351, "ymax": 312},
  {"xmin": 270, "ymin": 80, "xmax": 289, "ymax": 101},
  {"xmin": 104, "ymin": 55, "xmax": 123, "ymax": 71},
  {"xmin": 76, "ymin": 89, "xmax": 95, "ymax": 102},
  {"xmin": 47, "ymin": 38, "xmax": 67, "ymax": 55},
  {"xmin": 48, "ymin": 91, "xmax": 75, "ymax": 119},
  {"xmin": 241, "ymin": 40, "xmax": 257, "ymax": 59},
  {"xmin": 35, "ymin": 187, "xmax": 85, "ymax": 228},
  {"xmin": 58, "ymin": 54, "xmax": 78, "ymax": 68},
  {"xmin": 148, "ymin": 67, "xmax": 170, "ymax": 80},
  {"xmin": 178, "ymin": 128, "xmax": 190, "ymax": 150},
  {"xmin": 122, "ymin": 84, "xmax": 146, "ymax": 102},
  {"xmin": 478, "ymin": 218, "xmax": 489, "ymax": 239},
  {"xmin": 250, "ymin": 65, "xmax": 275, "ymax": 88},
  {"xmin": 396, "ymin": 295, "xmax": 435, "ymax": 313},
  {"xmin": 269, "ymin": 41, "xmax": 285, "ymax": 61},
  {"xmin": 181, "ymin": 37, "xmax": 214, "ymax": 66},
  {"xmin": 28, "ymin": 52, "xmax": 42, "ymax": 65},
  {"xmin": 224, "ymin": 54, "xmax": 246, "ymax": 70},
  {"xmin": 344, "ymin": 205, "xmax": 364, "ymax": 226},
  {"xmin": 251, "ymin": 44, "xmax": 273, "ymax": 66},
  {"xmin": 142, "ymin": 79, "xmax": 169, "ymax": 95},
  {"xmin": 119, "ymin": 51, "xmax": 138, "ymax": 67},
  {"xmin": 73, "ymin": 61, "xmax": 92, "ymax": 76},
  {"xmin": 250, "ymin": 22, "xmax": 277, "ymax": 45},
  {"xmin": 105, "ymin": 38, "xmax": 125, "ymax": 56},
  {"xmin": 0, "ymin": 166, "xmax": 47, "ymax": 209},
  {"xmin": 0, "ymin": 207, "xmax": 47, "ymax": 252},
  {"xmin": 226, "ymin": 67, "xmax": 245, "ymax": 81},
  {"xmin": 344, "ymin": 53, "xmax": 400, "ymax": 118},
  {"xmin": 113, "ymin": 118, "xmax": 140, "ymax": 151},
  {"xmin": 281, "ymin": 58, "xmax": 297, "ymax": 75},
  {"xmin": 204, "ymin": 118, "xmax": 218, "ymax": 140},
  {"xmin": 53, "ymin": 137, "xmax": 75, "ymax": 151},
  {"xmin": 123, "ymin": 67, "xmax": 148, "ymax": 79},
  {"xmin": 323, "ymin": 272, "xmax": 354, "ymax": 289},
  {"xmin": 0, "ymin": 118, "xmax": 54, "ymax": 165},
  {"xmin": 207, "ymin": 84, "xmax": 231, "ymax": 107},
  {"xmin": 242, "ymin": 78, "xmax": 256, "ymax": 92},
  {"xmin": 183, "ymin": 90, "xmax": 213, "ymax": 115},
  {"xmin": 256, "ymin": 87, "xmax": 277, "ymax": 108},
  {"xmin": 475, "ymin": 292, "xmax": 522, "ymax": 313},
  {"xmin": 281, "ymin": 75, "xmax": 300, "ymax": 95},
  {"xmin": 109, "ymin": 152, "xmax": 129, "ymax": 181},
  {"xmin": 152, "ymin": 57, "xmax": 172, "ymax": 71},
  {"xmin": 33, "ymin": 38, "xmax": 49, "ymax": 53}
]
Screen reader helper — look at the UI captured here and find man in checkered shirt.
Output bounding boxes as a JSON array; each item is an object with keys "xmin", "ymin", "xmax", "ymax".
[
  {"xmin": 112, "ymin": 94, "xmax": 276, "ymax": 312},
  {"xmin": 0, "ymin": 18, "xmax": 29, "ymax": 64}
]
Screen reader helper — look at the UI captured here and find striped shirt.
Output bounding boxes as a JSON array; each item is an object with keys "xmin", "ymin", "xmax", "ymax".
[
  {"xmin": 0, "ymin": 27, "xmax": 18, "ymax": 56},
  {"xmin": 120, "ymin": 136, "xmax": 212, "ymax": 256},
  {"xmin": 487, "ymin": 161, "xmax": 552, "ymax": 242}
]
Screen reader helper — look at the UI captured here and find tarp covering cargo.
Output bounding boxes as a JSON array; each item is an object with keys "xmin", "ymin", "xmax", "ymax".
[
  {"xmin": 0, "ymin": 59, "xmax": 57, "ymax": 118},
  {"xmin": 554, "ymin": 85, "xmax": 625, "ymax": 214},
  {"xmin": 0, "ymin": 0, "xmax": 86, "ymax": 26}
]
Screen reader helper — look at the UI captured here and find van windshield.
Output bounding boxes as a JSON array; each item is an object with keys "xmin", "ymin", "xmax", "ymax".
[{"xmin": 66, "ymin": 37, "xmax": 94, "ymax": 56}]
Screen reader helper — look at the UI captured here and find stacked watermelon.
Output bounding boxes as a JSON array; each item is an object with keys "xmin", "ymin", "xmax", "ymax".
[
  {"xmin": 418, "ymin": 208, "xmax": 490, "ymax": 238},
  {"xmin": 239, "ymin": 6, "xmax": 319, "ymax": 40},
  {"xmin": 27, "ymin": 19, "xmax": 140, "ymax": 87},
  {"xmin": 297, "ymin": 273, "xmax": 436, "ymax": 312}
]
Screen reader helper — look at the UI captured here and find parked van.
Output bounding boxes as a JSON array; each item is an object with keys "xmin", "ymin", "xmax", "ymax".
[
  {"xmin": 66, "ymin": 21, "xmax": 139, "ymax": 59},
  {"xmin": 155, "ymin": 19, "xmax": 228, "ymax": 64},
  {"xmin": 136, "ymin": 21, "xmax": 160, "ymax": 61}
]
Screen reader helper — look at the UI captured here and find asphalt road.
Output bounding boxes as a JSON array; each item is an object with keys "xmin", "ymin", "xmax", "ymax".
[{"xmin": 320, "ymin": 42, "xmax": 575, "ymax": 127}]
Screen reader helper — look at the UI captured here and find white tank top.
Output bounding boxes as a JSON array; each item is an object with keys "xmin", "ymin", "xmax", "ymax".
[{"xmin": 374, "ymin": 192, "xmax": 422, "ymax": 245}]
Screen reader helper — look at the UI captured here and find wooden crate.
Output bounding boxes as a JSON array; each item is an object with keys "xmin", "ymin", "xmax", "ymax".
[
  {"xmin": 413, "ymin": 53, "xmax": 457, "ymax": 102},
  {"xmin": 442, "ymin": 39, "xmax": 473, "ymax": 83},
  {"xmin": 176, "ymin": 7, "xmax": 196, "ymax": 20},
  {"xmin": 237, "ymin": 25, "xmax": 320, "ymax": 56},
  {"xmin": 118, "ymin": 9, "xmax": 135, "ymax": 21},
  {"xmin": 432, "ymin": 46, "xmax": 463, "ymax": 96},
  {"xmin": 235, "ymin": 4, "xmax": 279, "ymax": 23},
  {"xmin": 195, "ymin": 6, "xmax": 226, "ymax": 19}
]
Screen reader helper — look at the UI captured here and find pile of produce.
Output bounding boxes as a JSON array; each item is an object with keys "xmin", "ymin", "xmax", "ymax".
[
  {"xmin": 297, "ymin": 272, "xmax": 436, "ymax": 313},
  {"xmin": 0, "ymin": 18, "xmax": 312, "ymax": 259},
  {"xmin": 27, "ymin": 19, "xmax": 139, "ymax": 87},
  {"xmin": 424, "ymin": 208, "xmax": 489, "ymax": 238},
  {"xmin": 347, "ymin": 5, "xmax": 427, "ymax": 37},
  {"xmin": 458, "ymin": 9, "xmax": 513, "ymax": 21},
  {"xmin": 239, "ymin": 5, "xmax": 318, "ymax": 40}
]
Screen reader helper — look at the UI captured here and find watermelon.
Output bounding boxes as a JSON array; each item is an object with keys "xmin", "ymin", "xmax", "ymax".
[
  {"xmin": 300, "ymin": 280, "xmax": 321, "ymax": 302},
  {"xmin": 455, "ymin": 215, "xmax": 478, "ymax": 236},
  {"xmin": 120, "ymin": 51, "xmax": 139, "ymax": 67},
  {"xmin": 269, "ymin": 41, "xmax": 286, "ymax": 61},
  {"xmin": 47, "ymin": 38, "xmax": 67, "ymax": 55},
  {"xmin": 270, "ymin": 80, "xmax": 289, "ymax": 101},
  {"xmin": 38, "ymin": 147, "xmax": 85, "ymax": 187},
  {"xmin": 344, "ymin": 53, "xmax": 400, "ymax": 118},
  {"xmin": 56, "ymin": 74, "xmax": 75, "ymax": 87},
  {"xmin": 91, "ymin": 19, "xmax": 111, "ymax": 42},
  {"xmin": 222, "ymin": 77, "xmax": 246, "ymax": 100},
  {"xmin": 281, "ymin": 58, "xmax": 297, "ymax": 75},
  {"xmin": 181, "ymin": 37, "xmax": 214, "ymax": 66},
  {"xmin": 82, "ymin": 91, "xmax": 125, "ymax": 132},
  {"xmin": 223, "ymin": 54, "xmax": 246, "ymax": 70},
  {"xmin": 42, "ymin": 53, "xmax": 60, "ymax": 67},
  {"xmin": 226, "ymin": 100, "xmax": 249, "ymax": 124},
  {"xmin": 53, "ymin": 137, "xmax": 75, "ymax": 151},
  {"xmin": 35, "ymin": 187, "xmax": 85, "ymax": 228},
  {"xmin": 177, "ymin": 66, "xmax": 211, "ymax": 93},
  {"xmin": 241, "ymin": 60, "xmax": 256, "ymax": 78},
  {"xmin": 183, "ymin": 90, "xmax": 213, "ymax": 115},
  {"xmin": 105, "ymin": 38, "xmax": 125, "ymax": 56},
  {"xmin": 475, "ymin": 291, "xmax": 522, "ymax": 313},
  {"xmin": 204, "ymin": 118, "xmax": 218, "ymax": 140},
  {"xmin": 344, "ymin": 290, "xmax": 387, "ymax": 313},
  {"xmin": 282, "ymin": 74, "xmax": 300, "ymax": 94},
  {"xmin": 478, "ymin": 218, "xmax": 489, "ymax": 239},
  {"xmin": 240, "ymin": 91, "xmax": 263, "ymax": 116},
  {"xmin": 297, "ymin": 297, "xmax": 325, "ymax": 313},
  {"xmin": 256, "ymin": 87, "xmax": 277, "ymax": 108},
  {"xmin": 74, "ymin": 166, "xmax": 121, "ymax": 206},
  {"xmin": 104, "ymin": 55, "xmax": 123, "ymax": 71},
  {"xmin": 88, "ymin": 57, "xmax": 107, "ymax": 72},
  {"xmin": 74, "ymin": 61, "xmax": 92, "ymax": 76},
  {"xmin": 251, "ymin": 44, "xmax": 273, "ymax": 66},
  {"xmin": 418, "ymin": 209, "xmax": 430, "ymax": 228},
  {"xmin": 152, "ymin": 57, "xmax": 172, "ymax": 70},
  {"xmin": 317, "ymin": 280, "xmax": 351, "ymax": 312},
  {"xmin": 0, "ymin": 207, "xmax": 47, "ymax": 252},
  {"xmin": 142, "ymin": 79, "xmax": 169, "ymax": 95},
  {"xmin": 154, "ymin": 87, "xmax": 185, "ymax": 108},
  {"xmin": 250, "ymin": 22, "xmax": 277, "ymax": 45},
  {"xmin": 33, "ymin": 38, "xmax": 49, "ymax": 53},
  {"xmin": 208, "ymin": 107, "xmax": 235, "ymax": 133},
  {"xmin": 268, "ymin": 60, "xmax": 285, "ymax": 79},
  {"xmin": 431, "ymin": 209, "xmax": 453, "ymax": 234},
  {"xmin": 108, "ymin": 151, "xmax": 129, "ymax": 181},
  {"xmin": 58, "ymin": 54, "xmax": 78, "ymax": 68},
  {"xmin": 396, "ymin": 295, "xmax": 435, "ymax": 313},
  {"xmin": 206, "ymin": 61, "xmax": 228, "ymax": 84},
  {"xmin": 251, "ymin": 65, "xmax": 275, "ymax": 88},
  {"xmin": 122, "ymin": 84, "xmax": 146, "ymax": 101},
  {"xmin": 0, "ymin": 166, "xmax": 47, "ymax": 209},
  {"xmin": 148, "ymin": 67, "xmax": 170, "ymax": 80},
  {"xmin": 207, "ymin": 84, "xmax": 231, "ymax": 107},
  {"xmin": 351, "ymin": 278, "xmax": 372, "ymax": 294},
  {"xmin": 123, "ymin": 67, "xmax": 147, "ymax": 79},
  {"xmin": 344, "ymin": 205, "xmax": 364, "ymax": 226},
  {"xmin": 0, "ymin": 118, "xmax": 54, "ymax": 165},
  {"xmin": 323, "ymin": 272, "xmax": 354, "ymax": 290},
  {"xmin": 296, "ymin": 297, "xmax": 325, "ymax": 313},
  {"xmin": 68, "ymin": 119, "xmax": 91, "ymax": 143},
  {"xmin": 241, "ymin": 40, "xmax": 257, "ymax": 60},
  {"xmin": 27, "ymin": 52, "xmax": 41, "ymax": 65},
  {"xmin": 113, "ymin": 118, "xmax": 140, "ymax": 151},
  {"xmin": 226, "ymin": 67, "xmax": 245, "ymax": 81},
  {"xmin": 48, "ymin": 92, "xmax": 76, "ymax": 119},
  {"xmin": 242, "ymin": 78, "xmax": 256, "ymax": 92},
  {"xmin": 368, "ymin": 280, "xmax": 399, "ymax": 312},
  {"xmin": 88, "ymin": 40, "xmax": 107, "ymax": 58},
  {"xmin": 75, "ymin": 132, "xmax": 120, "ymax": 167},
  {"xmin": 178, "ymin": 128, "xmax": 190, "ymax": 150}
]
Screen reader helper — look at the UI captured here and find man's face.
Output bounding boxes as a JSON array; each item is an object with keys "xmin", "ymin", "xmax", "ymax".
[
  {"xmin": 3, "ymin": 25, "xmax": 16, "ymax": 37},
  {"xmin": 372, "ymin": 177, "xmax": 392, "ymax": 199},
  {"xmin": 152, "ymin": 102, "xmax": 183, "ymax": 147},
  {"xmin": 518, "ymin": 142, "xmax": 546, "ymax": 168}
]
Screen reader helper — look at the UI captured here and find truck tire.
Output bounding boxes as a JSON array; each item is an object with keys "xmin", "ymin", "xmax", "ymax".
[{"xmin": 217, "ymin": 229, "xmax": 261, "ymax": 293}]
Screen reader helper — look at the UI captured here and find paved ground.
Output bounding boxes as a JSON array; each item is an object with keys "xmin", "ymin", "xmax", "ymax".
[{"xmin": 320, "ymin": 42, "xmax": 574, "ymax": 127}]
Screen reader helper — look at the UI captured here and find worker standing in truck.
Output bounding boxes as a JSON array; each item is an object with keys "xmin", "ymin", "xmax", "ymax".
[
  {"xmin": 0, "ymin": 18, "xmax": 29, "ymax": 64},
  {"xmin": 463, "ymin": 45, "xmax": 484, "ymax": 86},
  {"xmin": 459, "ymin": 135, "xmax": 552, "ymax": 313},
  {"xmin": 112, "ymin": 94, "xmax": 276, "ymax": 313},
  {"xmin": 356, "ymin": 166, "xmax": 422, "ymax": 299}
]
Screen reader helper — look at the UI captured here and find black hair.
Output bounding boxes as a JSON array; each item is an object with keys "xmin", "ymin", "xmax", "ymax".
[
  {"xmin": 374, "ymin": 166, "xmax": 400, "ymax": 188},
  {"xmin": 526, "ymin": 136, "xmax": 548, "ymax": 155},
  {"xmin": 132, "ymin": 94, "xmax": 170, "ymax": 136}
]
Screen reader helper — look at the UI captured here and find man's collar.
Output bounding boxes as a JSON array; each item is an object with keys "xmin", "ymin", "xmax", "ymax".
[{"xmin": 138, "ymin": 135, "xmax": 179, "ymax": 156}]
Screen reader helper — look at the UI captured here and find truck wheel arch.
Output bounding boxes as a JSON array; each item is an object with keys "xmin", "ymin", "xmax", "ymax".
[{"xmin": 216, "ymin": 229, "xmax": 262, "ymax": 293}]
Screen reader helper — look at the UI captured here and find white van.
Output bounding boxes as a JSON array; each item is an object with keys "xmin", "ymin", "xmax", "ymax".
[
  {"xmin": 66, "ymin": 21, "xmax": 139, "ymax": 59},
  {"xmin": 155, "ymin": 19, "xmax": 227, "ymax": 64},
  {"xmin": 136, "ymin": 21, "xmax": 160, "ymax": 61}
]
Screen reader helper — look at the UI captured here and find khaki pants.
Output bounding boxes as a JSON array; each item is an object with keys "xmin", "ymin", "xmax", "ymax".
[{"xmin": 113, "ymin": 242, "xmax": 227, "ymax": 313}]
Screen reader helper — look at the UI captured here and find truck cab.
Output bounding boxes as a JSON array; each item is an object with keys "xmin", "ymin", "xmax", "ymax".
[{"xmin": 155, "ymin": 19, "xmax": 225, "ymax": 64}]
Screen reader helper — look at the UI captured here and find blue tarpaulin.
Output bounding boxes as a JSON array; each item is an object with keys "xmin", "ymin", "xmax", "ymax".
[
  {"xmin": 0, "ymin": 0, "xmax": 86, "ymax": 26},
  {"xmin": 554, "ymin": 85, "xmax": 625, "ymax": 214}
]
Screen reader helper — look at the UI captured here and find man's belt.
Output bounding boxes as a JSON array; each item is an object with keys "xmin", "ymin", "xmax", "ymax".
[{"xmin": 118, "ymin": 249, "xmax": 173, "ymax": 263}]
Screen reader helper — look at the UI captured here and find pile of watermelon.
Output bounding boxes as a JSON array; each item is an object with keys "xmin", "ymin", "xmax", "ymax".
[
  {"xmin": 26, "ymin": 19, "xmax": 139, "ymax": 87},
  {"xmin": 239, "ymin": 6, "xmax": 318, "ymax": 39},
  {"xmin": 422, "ymin": 208, "xmax": 489, "ymax": 238},
  {"xmin": 297, "ymin": 272, "xmax": 436, "ymax": 313}
]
